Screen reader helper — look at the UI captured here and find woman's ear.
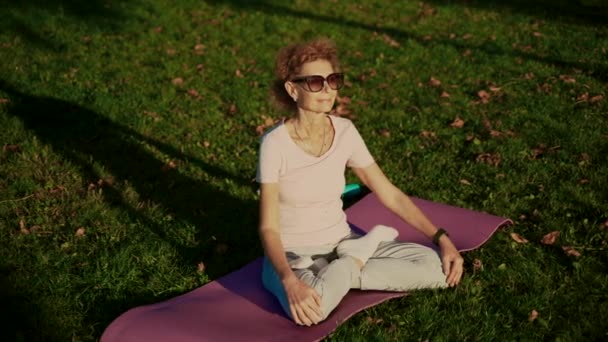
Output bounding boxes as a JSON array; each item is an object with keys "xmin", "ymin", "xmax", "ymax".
[{"xmin": 284, "ymin": 81, "xmax": 298, "ymax": 102}]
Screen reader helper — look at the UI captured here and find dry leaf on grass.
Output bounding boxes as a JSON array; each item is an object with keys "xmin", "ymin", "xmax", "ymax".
[
  {"xmin": 3, "ymin": 144, "xmax": 21, "ymax": 153},
  {"xmin": 429, "ymin": 77, "xmax": 442, "ymax": 87},
  {"xmin": 382, "ymin": 34, "xmax": 400, "ymax": 47},
  {"xmin": 440, "ymin": 91, "xmax": 451, "ymax": 98},
  {"xmin": 379, "ymin": 128, "xmax": 390, "ymax": 137},
  {"xmin": 19, "ymin": 219, "xmax": 29, "ymax": 234},
  {"xmin": 540, "ymin": 231, "xmax": 560, "ymax": 245},
  {"xmin": 187, "ymin": 89, "xmax": 200, "ymax": 98},
  {"xmin": 450, "ymin": 117, "xmax": 464, "ymax": 128},
  {"xmin": 197, "ymin": 262, "xmax": 206, "ymax": 273},
  {"xmin": 161, "ymin": 160, "xmax": 178, "ymax": 172},
  {"xmin": 75, "ymin": 227, "xmax": 86, "ymax": 237},
  {"xmin": 510, "ymin": 232, "xmax": 529, "ymax": 244},
  {"xmin": 478, "ymin": 90, "xmax": 491, "ymax": 104},
  {"xmin": 476, "ymin": 153, "xmax": 502, "ymax": 167},
  {"xmin": 419, "ymin": 130, "xmax": 436, "ymax": 138},
  {"xmin": 529, "ymin": 310, "xmax": 539, "ymax": 322},
  {"xmin": 459, "ymin": 179, "xmax": 471, "ymax": 185},
  {"xmin": 559, "ymin": 75, "xmax": 576, "ymax": 84},
  {"xmin": 473, "ymin": 258, "xmax": 483, "ymax": 272},
  {"xmin": 562, "ymin": 246, "xmax": 581, "ymax": 257},
  {"xmin": 171, "ymin": 77, "xmax": 184, "ymax": 86}
]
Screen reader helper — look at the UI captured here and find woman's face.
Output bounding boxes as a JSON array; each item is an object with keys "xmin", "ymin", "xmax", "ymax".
[{"xmin": 286, "ymin": 59, "xmax": 339, "ymax": 114}]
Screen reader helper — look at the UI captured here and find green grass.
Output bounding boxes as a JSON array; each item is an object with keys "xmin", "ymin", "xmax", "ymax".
[{"xmin": 1, "ymin": 0, "xmax": 607, "ymax": 340}]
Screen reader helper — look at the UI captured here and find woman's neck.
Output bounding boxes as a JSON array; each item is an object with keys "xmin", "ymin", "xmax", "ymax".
[{"xmin": 294, "ymin": 109, "xmax": 327, "ymax": 137}]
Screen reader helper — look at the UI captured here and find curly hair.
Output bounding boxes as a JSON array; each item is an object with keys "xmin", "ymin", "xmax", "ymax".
[{"xmin": 271, "ymin": 38, "xmax": 341, "ymax": 113}]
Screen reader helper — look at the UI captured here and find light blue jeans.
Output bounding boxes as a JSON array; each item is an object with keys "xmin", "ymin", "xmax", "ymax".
[{"xmin": 261, "ymin": 233, "xmax": 447, "ymax": 322}]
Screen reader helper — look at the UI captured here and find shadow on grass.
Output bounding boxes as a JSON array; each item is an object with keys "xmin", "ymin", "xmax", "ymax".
[
  {"xmin": 205, "ymin": 0, "xmax": 608, "ymax": 83},
  {"xmin": 0, "ymin": 80, "xmax": 261, "ymax": 339},
  {"xmin": 0, "ymin": 0, "xmax": 130, "ymax": 51},
  {"xmin": 427, "ymin": 0, "xmax": 608, "ymax": 25}
]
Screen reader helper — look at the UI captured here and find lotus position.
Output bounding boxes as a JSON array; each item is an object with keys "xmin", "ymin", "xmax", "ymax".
[{"xmin": 257, "ymin": 38, "xmax": 464, "ymax": 326}]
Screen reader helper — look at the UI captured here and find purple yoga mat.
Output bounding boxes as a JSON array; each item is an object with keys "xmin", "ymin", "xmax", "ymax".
[{"xmin": 101, "ymin": 193, "xmax": 512, "ymax": 342}]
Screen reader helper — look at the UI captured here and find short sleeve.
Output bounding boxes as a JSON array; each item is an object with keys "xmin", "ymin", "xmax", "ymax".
[
  {"xmin": 347, "ymin": 123, "xmax": 375, "ymax": 168},
  {"xmin": 256, "ymin": 134, "xmax": 282, "ymax": 183}
]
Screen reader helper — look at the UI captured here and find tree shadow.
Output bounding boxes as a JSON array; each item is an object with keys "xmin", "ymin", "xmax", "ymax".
[
  {"xmin": 205, "ymin": 0, "xmax": 607, "ymax": 83},
  {"xmin": 426, "ymin": 0, "xmax": 608, "ymax": 26},
  {"xmin": 0, "ymin": 0, "xmax": 130, "ymax": 51},
  {"xmin": 0, "ymin": 80, "xmax": 261, "ymax": 339}
]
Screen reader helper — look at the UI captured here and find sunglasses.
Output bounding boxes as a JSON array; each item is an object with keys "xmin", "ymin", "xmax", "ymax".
[{"xmin": 291, "ymin": 72, "xmax": 344, "ymax": 92}]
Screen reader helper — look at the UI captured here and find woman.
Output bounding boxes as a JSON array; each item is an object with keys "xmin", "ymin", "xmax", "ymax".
[{"xmin": 256, "ymin": 38, "xmax": 464, "ymax": 327}]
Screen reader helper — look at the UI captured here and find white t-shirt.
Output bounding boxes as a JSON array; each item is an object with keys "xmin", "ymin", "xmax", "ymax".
[{"xmin": 256, "ymin": 115, "xmax": 375, "ymax": 249}]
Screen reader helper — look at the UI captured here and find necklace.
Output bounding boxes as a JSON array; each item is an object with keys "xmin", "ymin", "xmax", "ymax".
[{"xmin": 294, "ymin": 116, "xmax": 327, "ymax": 157}]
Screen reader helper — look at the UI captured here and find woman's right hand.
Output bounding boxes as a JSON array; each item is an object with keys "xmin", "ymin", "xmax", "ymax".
[{"xmin": 282, "ymin": 274, "xmax": 323, "ymax": 326}]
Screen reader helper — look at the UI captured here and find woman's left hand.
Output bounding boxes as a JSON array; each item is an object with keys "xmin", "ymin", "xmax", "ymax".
[{"xmin": 438, "ymin": 237, "xmax": 464, "ymax": 287}]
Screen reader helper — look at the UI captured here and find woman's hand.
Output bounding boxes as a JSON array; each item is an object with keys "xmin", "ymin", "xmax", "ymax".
[
  {"xmin": 438, "ymin": 237, "xmax": 464, "ymax": 287},
  {"xmin": 282, "ymin": 274, "xmax": 323, "ymax": 326}
]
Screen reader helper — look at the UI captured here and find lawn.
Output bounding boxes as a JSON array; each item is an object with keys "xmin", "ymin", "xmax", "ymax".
[{"xmin": 1, "ymin": 0, "xmax": 607, "ymax": 340}]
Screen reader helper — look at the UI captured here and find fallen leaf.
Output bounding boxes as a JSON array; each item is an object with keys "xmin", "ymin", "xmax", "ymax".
[
  {"xmin": 523, "ymin": 72, "xmax": 535, "ymax": 80},
  {"xmin": 256, "ymin": 115, "xmax": 278, "ymax": 135},
  {"xmin": 429, "ymin": 77, "xmax": 442, "ymax": 87},
  {"xmin": 489, "ymin": 86, "xmax": 501, "ymax": 92},
  {"xmin": 490, "ymin": 130, "xmax": 502, "ymax": 137},
  {"xmin": 462, "ymin": 33, "xmax": 473, "ymax": 40},
  {"xmin": 366, "ymin": 317, "xmax": 384, "ymax": 325},
  {"xmin": 228, "ymin": 103, "xmax": 237, "ymax": 114},
  {"xmin": 19, "ymin": 219, "xmax": 29, "ymax": 234},
  {"xmin": 576, "ymin": 92, "xmax": 589, "ymax": 103},
  {"xmin": 379, "ymin": 128, "xmax": 390, "ymax": 137},
  {"xmin": 3, "ymin": 144, "xmax": 21, "ymax": 153},
  {"xmin": 172, "ymin": 77, "xmax": 184, "ymax": 86},
  {"xmin": 154, "ymin": 26, "xmax": 163, "ymax": 33},
  {"xmin": 478, "ymin": 90, "xmax": 491, "ymax": 104},
  {"xmin": 49, "ymin": 185, "xmax": 65, "ymax": 194},
  {"xmin": 161, "ymin": 160, "xmax": 177, "ymax": 172},
  {"xmin": 382, "ymin": 34, "xmax": 400, "ymax": 47},
  {"xmin": 235, "ymin": 69, "xmax": 244, "ymax": 78},
  {"xmin": 449, "ymin": 33, "xmax": 456, "ymax": 39},
  {"xmin": 590, "ymin": 94, "xmax": 604, "ymax": 103},
  {"xmin": 450, "ymin": 117, "xmax": 464, "ymax": 128},
  {"xmin": 578, "ymin": 179, "xmax": 589, "ymax": 185},
  {"xmin": 197, "ymin": 262, "xmax": 206, "ymax": 273},
  {"xmin": 194, "ymin": 44, "xmax": 205, "ymax": 54},
  {"xmin": 562, "ymin": 246, "xmax": 581, "ymax": 257},
  {"xmin": 422, "ymin": 35, "xmax": 433, "ymax": 41},
  {"xmin": 559, "ymin": 75, "xmax": 576, "ymax": 84},
  {"xmin": 187, "ymin": 89, "xmax": 199, "ymax": 98},
  {"xmin": 532, "ymin": 31, "xmax": 542, "ymax": 37},
  {"xmin": 462, "ymin": 49, "xmax": 471, "ymax": 57},
  {"xmin": 419, "ymin": 130, "xmax": 436, "ymax": 138},
  {"xmin": 476, "ymin": 153, "xmax": 502, "ymax": 167},
  {"xmin": 82, "ymin": 35, "xmax": 92, "ymax": 43},
  {"xmin": 473, "ymin": 258, "xmax": 483, "ymax": 272},
  {"xmin": 0, "ymin": 98, "xmax": 10, "ymax": 104},
  {"xmin": 529, "ymin": 310, "xmax": 539, "ymax": 322},
  {"xmin": 166, "ymin": 48, "xmax": 177, "ymax": 56},
  {"xmin": 603, "ymin": 220, "xmax": 608, "ymax": 229},
  {"xmin": 510, "ymin": 232, "xmax": 529, "ymax": 244},
  {"xmin": 440, "ymin": 91, "xmax": 451, "ymax": 98},
  {"xmin": 459, "ymin": 179, "xmax": 471, "ymax": 185},
  {"xmin": 75, "ymin": 227, "xmax": 86, "ymax": 237},
  {"xmin": 541, "ymin": 231, "xmax": 560, "ymax": 245},
  {"xmin": 203, "ymin": 140, "xmax": 210, "ymax": 148}
]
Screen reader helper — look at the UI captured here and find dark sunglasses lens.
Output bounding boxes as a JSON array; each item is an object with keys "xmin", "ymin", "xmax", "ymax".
[
  {"xmin": 327, "ymin": 73, "xmax": 344, "ymax": 90},
  {"xmin": 306, "ymin": 76, "xmax": 325, "ymax": 92}
]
